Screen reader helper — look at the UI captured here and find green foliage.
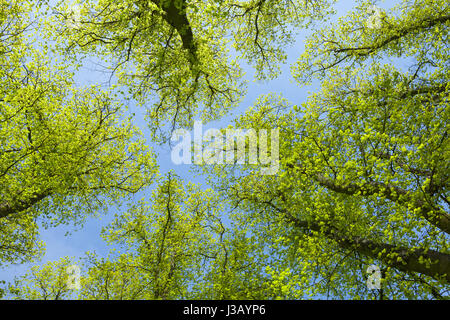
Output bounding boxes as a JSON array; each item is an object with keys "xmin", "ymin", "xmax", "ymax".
[
  {"xmin": 46, "ymin": 0, "xmax": 334, "ymax": 140},
  {"xmin": 0, "ymin": 0, "xmax": 158, "ymax": 267},
  {"xmin": 1, "ymin": 0, "xmax": 449, "ymax": 300},
  {"xmin": 6, "ymin": 257, "xmax": 78, "ymax": 300},
  {"xmin": 204, "ymin": 0, "xmax": 450, "ymax": 299},
  {"xmin": 79, "ymin": 173, "xmax": 225, "ymax": 299}
]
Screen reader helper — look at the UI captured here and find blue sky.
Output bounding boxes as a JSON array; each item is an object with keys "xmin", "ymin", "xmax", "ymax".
[{"xmin": 0, "ymin": 0, "xmax": 387, "ymax": 292}]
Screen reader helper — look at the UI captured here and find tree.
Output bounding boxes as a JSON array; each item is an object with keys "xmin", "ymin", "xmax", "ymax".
[
  {"xmin": 0, "ymin": 0, "xmax": 157, "ymax": 267},
  {"xmin": 203, "ymin": 0, "xmax": 449, "ymax": 299},
  {"xmin": 3, "ymin": 0, "xmax": 449, "ymax": 300},
  {"xmin": 3, "ymin": 173, "xmax": 222, "ymax": 299},
  {"xmin": 48, "ymin": 0, "xmax": 334, "ymax": 140},
  {"xmin": 6, "ymin": 257, "xmax": 78, "ymax": 300},
  {"xmin": 79, "ymin": 173, "xmax": 226, "ymax": 300},
  {"xmin": 4, "ymin": 173, "xmax": 302, "ymax": 300}
]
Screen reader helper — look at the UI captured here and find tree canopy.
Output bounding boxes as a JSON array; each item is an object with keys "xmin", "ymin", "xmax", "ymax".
[
  {"xmin": 1, "ymin": 0, "xmax": 449, "ymax": 300},
  {"xmin": 48, "ymin": 0, "xmax": 334, "ymax": 140},
  {"xmin": 0, "ymin": 0, "xmax": 157, "ymax": 267}
]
